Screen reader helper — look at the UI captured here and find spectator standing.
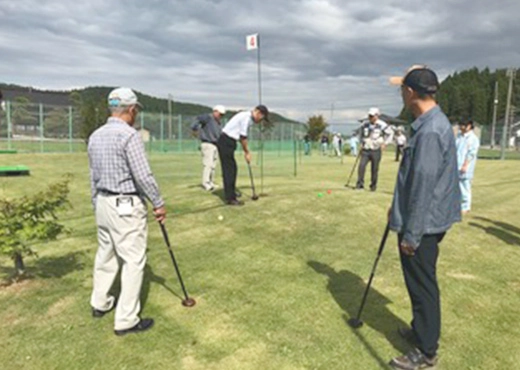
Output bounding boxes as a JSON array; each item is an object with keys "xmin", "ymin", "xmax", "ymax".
[
  {"xmin": 388, "ymin": 66, "xmax": 461, "ymax": 369},
  {"xmin": 303, "ymin": 134, "xmax": 311, "ymax": 155},
  {"xmin": 320, "ymin": 134, "xmax": 329, "ymax": 155},
  {"xmin": 355, "ymin": 107, "xmax": 393, "ymax": 191},
  {"xmin": 456, "ymin": 119, "xmax": 480, "ymax": 214},
  {"xmin": 349, "ymin": 134, "xmax": 359, "ymax": 157},
  {"xmin": 191, "ymin": 105, "xmax": 226, "ymax": 191},
  {"xmin": 394, "ymin": 126, "xmax": 407, "ymax": 162}
]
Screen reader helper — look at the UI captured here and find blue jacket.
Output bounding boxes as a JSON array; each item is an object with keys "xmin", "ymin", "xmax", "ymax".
[
  {"xmin": 456, "ymin": 130, "xmax": 480, "ymax": 179},
  {"xmin": 389, "ymin": 106, "xmax": 461, "ymax": 248},
  {"xmin": 191, "ymin": 113, "xmax": 222, "ymax": 143}
]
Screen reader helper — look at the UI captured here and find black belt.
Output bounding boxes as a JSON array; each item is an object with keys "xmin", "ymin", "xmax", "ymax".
[
  {"xmin": 98, "ymin": 190, "xmax": 139, "ymax": 196},
  {"xmin": 201, "ymin": 140, "xmax": 217, "ymax": 144}
]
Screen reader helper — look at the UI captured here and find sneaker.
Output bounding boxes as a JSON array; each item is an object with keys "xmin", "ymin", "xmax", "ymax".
[
  {"xmin": 389, "ymin": 348, "xmax": 438, "ymax": 369},
  {"xmin": 227, "ymin": 199, "xmax": 244, "ymax": 206},
  {"xmin": 114, "ymin": 318, "xmax": 154, "ymax": 336},
  {"xmin": 235, "ymin": 190, "xmax": 242, "ymax": 198},
  {"xmin": 92, "ymin": 307, "xmax": 113, "ymax": 318},
  {"xmin": 398, "ymin": 327, "xmax": 419, "ymax": 347}
]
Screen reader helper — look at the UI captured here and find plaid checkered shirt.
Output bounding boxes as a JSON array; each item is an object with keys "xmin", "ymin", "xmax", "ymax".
[{"xmin": 88, "ymin": 117, "xmax": 164, "ymax": 209}]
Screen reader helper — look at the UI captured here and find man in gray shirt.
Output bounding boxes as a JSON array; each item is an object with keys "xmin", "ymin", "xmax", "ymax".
[
  {"xmin": 191, "ymin": 105, "xmax": 225, "ymax": 191},
  {"xmin": 388, "ymin": 66, "xmax": 461, "ymax": 369},
  {"xmin": 88, "ymin": 87, "xmax": 166, "ymax": 336}
]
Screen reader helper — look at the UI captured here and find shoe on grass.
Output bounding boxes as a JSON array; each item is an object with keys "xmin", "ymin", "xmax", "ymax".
[
  {"xmin": 389, "ymin": 348, "xmax": 438, "ymax": 369},
  {"xmin": 114, "ymin": 318, "xmax": 154, "ymax": 336},
  {"xmin": 92, "ymin": 306, "xmax": 114, "ymax": 318},
  {"xmin": 227, "ymin": 199, "xmax": 244, "ymax": 206}
]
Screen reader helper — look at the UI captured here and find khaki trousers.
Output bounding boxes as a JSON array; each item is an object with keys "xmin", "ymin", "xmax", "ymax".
[
  {"xmin": 201, "ymin": 142, "xmax": 218, "ymax": 189},
  {"xmin": 90, "ymin": 194, "xmax": 148, "ymax": 331}
]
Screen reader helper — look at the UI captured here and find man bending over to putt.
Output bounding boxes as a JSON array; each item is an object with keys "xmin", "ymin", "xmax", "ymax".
[{"xmin": 216, "ymin": 105, "xmax": 268, "ymax": 206}]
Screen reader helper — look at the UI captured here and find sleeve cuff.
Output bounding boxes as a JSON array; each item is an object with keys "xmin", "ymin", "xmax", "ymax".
[{"xmin": 403, "ymin": 232, "xmax": 421, "ymax": 249}]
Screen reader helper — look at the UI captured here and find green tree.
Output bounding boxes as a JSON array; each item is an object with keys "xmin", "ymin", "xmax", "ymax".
[
  {"xmin": 79, "ymin": 97, "xmax": 108, "ymax": 143},
  {"xmin": 0, "ymin": 177, "xmax": 71, "ymax": 279},
  {"xmin": 306, "ymin": 115, "xmax": 328, "ymax": 141},
  {"xmin": 44, "ymin": 107, "xmax": 69, "ymax": 138}
]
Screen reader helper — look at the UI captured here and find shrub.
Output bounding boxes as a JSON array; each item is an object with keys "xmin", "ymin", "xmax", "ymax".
[{"xmin": 0, "ymin": 176, "xmax": 71, "ymax": 279}]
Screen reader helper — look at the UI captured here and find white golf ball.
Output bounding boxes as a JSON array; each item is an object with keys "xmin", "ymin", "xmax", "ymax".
[{"xmin": 218, "ymin": 215, "xmax": 224, "ymax": 221}]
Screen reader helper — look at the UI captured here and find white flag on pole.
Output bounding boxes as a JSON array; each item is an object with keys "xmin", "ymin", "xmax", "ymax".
[{"xmin": 246, "ymin": 34, "xmax": 258, "ymax": 50}]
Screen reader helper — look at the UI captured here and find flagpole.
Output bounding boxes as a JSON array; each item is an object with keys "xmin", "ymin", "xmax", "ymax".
[
  {"xmin": 257, "ymin": 34, "xmax": 264, "ymax": 195},
  {"xmin": 257, "ymin": 35, "xmax": 262, "ymax": 104}
]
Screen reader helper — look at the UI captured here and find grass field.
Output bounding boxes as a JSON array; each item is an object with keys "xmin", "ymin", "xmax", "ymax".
[{"xmin": 1, "ymin": 150, "xmax": 519, "ymax": 370}]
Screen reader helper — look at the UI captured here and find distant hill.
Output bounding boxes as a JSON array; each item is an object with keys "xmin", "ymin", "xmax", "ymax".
[{"xmin": 0, "ymin": 83, "xmax": 298, "ymax": 123}]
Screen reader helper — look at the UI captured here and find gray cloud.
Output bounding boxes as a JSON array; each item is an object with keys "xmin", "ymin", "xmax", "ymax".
[{"xmin": 0, "ymin": 0, "xmax": 519, "ymax": 123}]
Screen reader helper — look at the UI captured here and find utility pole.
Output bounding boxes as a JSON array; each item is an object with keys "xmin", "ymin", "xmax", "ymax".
[
  {"xmin": 500, "ymin": 68, "xmax": 516, "ymax": 160},
  {"xmin": 490, "ymin": 81, "xmax": 498, "ymax": 149}
]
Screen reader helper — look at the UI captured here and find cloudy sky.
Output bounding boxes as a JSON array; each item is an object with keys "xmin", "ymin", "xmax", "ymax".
[{"xmin": 1, "ymin": 0, "xmax": 519, "ymax": 127}]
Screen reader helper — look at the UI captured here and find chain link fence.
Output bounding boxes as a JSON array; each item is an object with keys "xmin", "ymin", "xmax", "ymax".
[
  {"xmin": 0, "ymin": 101, "xmax": 307, "ymax": 155},
  {"xmin": 1, "ymin": 101, "xmax": 518, "ymax": 160}
]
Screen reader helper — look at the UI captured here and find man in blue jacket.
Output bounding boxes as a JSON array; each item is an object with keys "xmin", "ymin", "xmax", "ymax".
[
  {"xmin": 388, "ymin": 66, "xmax": 461, "ymax": 369},
  {"xmin": 191, "ymin": 105, "xmax": 226, "ymax": 191}
]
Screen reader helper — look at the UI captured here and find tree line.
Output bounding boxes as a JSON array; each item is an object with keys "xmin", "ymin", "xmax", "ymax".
[
  {"xmin": 407, "ymin": 67, "xmax": 519, "ymax": 125},
  {"xmin": 305, "ymin": 67, "xmax": 519, "ymax": 141}
]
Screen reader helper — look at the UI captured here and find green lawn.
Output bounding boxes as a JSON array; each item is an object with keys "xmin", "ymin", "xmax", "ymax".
[{"xmin": 0, "ymin": 151, "xmax": 519, "ymax": 370}]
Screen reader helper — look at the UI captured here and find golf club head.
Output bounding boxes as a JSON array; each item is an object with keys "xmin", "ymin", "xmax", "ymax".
[
  {"xmin": 347, "ymin": 318, "xmax": 364, "ymax": 329},
  {"xmin": 252, "ymin": 195, "xmax": 259, "ymax": 201},
  {"xmin": 182, "ymin": 298, "xmax": 196, "ymax": 307}
]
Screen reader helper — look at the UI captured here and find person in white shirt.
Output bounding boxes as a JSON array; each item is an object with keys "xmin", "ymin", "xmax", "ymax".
[
  {"xmin": 216, "ymin": 105, "xmax": 269, "ymax": 205},
  {"xmin": 355, "ymin": 107, "xmax": 393, "ymax": 191},
  {"xmin": 332, "ymin": 133, "xmax": 342, "ymax": 156},
  {"xmin": 394, "ymin": 126, "xmax": 407, "ymax": 162}
]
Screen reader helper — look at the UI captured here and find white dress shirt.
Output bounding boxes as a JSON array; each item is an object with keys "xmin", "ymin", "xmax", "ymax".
[{"xmin": 222, "ymin": 111, "xmax": 253, "ymax": 140}]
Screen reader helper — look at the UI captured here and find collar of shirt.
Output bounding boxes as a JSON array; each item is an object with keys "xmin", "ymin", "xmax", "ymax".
[
  {"xmin": 107, "ymin": 116, "xmax": 131, "ymax": 127},
  {"xmin": 411, "ymin": 105, "xmax": 441, "ymax": 133}
]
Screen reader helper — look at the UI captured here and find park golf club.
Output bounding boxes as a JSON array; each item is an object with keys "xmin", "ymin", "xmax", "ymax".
[
  {"xmin": 348, "ymin": 223, "xmax": 390, "ymax": 328},
  {"xmin": 246, "ymin": 161, "xmax": 259, "ymax": 201},
  {"xmin": 345, "ymin": 149, "xmax": 362, "ymax": 188},
  {"xmin": 159, "ymin": 222, "xmax": 196, "ymax": 307}
]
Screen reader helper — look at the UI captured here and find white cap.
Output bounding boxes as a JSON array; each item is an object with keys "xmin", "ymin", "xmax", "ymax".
[
  {"xmin": 368, "ymin": 107, "xmax": 380, "ymax": 116},
  {"xmin": 213, "ymin": 105, "xmax": 226, "ymax": 114},
  {"xmin": 108, "ymin": 87, "xmax": 142, "ymax": 108}
]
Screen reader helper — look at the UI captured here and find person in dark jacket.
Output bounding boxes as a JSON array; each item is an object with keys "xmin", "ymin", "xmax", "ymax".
[
  {"xmin": 191, "ymin": 105, "xmax": 226, "ymax": 191},
  {"xmin": 388, "ymin": 66, "xmax": 461, "ymax": 370}
]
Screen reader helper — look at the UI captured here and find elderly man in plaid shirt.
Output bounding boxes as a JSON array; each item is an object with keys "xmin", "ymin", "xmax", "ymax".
[{"xmin": 88, "ymin": 87, "xmax": 166, "ymax": 336}]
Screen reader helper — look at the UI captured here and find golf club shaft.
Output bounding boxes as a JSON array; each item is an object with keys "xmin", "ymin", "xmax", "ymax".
[
  {"xmin": 247, "ymin": 162, "xmax": 257, "ymax": 197},
  {"xmin": 346, "ymin": 150, "xmax": 362, "ymax": 187},
  {"xmin": 159, "ymin": 223, "xmax": 191, "ymax": 301},
  {"xmin": 353, "ymin": 223, "xmax": 390, "ymax": 322}
]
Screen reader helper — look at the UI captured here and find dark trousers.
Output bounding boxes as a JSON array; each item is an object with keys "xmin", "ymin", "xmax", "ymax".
[
  {"xmin": 396, "ymin": 145, "xmax": 405, "ymax": 162},
  {"xmin": 217, "ymin": 134, "xmax": 238, "ymax": 201},
  {"xmin": 398, "ymin": 233, "xmax": 445, "ymax": 358},
  {"xmin": 356, "ymin": 149, "xmax": 381, "ymax": 190}
]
